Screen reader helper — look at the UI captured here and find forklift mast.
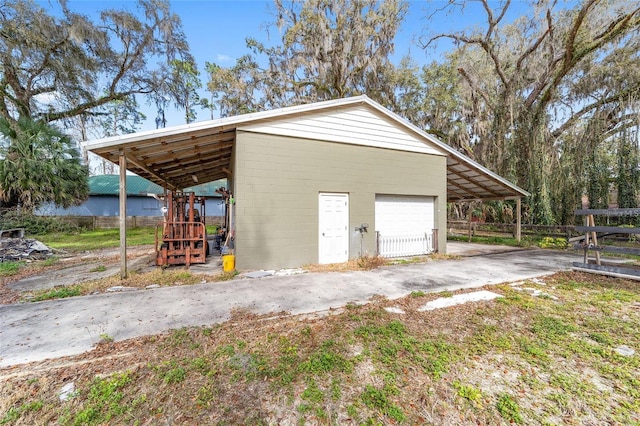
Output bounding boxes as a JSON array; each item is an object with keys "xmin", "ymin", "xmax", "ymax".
[{"xmin": 155, "ymin": 191, "xmax": 208, "ymax": 266}]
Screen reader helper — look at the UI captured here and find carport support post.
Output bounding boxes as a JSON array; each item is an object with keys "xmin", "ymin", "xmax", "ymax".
[
  {"xmin": 516, "ymin": 197, "xmax": 522, "ymax": 243},
  {"xmin": 119, "ymin": 150, "xmax": 128, "ymax": 279}
]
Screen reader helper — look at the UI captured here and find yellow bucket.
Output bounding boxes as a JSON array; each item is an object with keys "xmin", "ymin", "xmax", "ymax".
[{"xmin": 222, "ymin": 255, "xmax": 235, "ymax": 272}]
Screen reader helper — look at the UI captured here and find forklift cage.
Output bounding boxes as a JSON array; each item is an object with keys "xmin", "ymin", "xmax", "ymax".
[{"xmin": 155, "ymin": 191, "xmax": 208, "ymax": 266}]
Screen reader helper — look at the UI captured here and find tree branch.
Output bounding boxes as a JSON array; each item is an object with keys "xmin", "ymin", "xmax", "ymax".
[
  {"xmin": 528, "ymin": 1, "xmax": 639, "ymax": 114},
  {"xmin": 36, "ymin": 89, "xmax": 148, "ymax": 122},
  {"xmin": 551, "ymin": 82, "xmax": 640, "ymax": 139},
  {"xmin": 457, "ymin": 66, "xmax": 492, "ymax": 107},
  {"xmin": 515, "ymin": 8, "xmax": 552, "ymax": 75}
]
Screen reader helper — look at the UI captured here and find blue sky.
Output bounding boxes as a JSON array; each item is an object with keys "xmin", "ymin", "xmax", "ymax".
[{"xmin": 55, "ymin": 0, "xmax": 526, "ymax": 131}]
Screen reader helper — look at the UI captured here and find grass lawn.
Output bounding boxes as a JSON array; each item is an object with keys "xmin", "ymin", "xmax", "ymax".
[
  {"xmin": 0, "ymin": 226, "xmax": 222, "ymax": 284},
  {"xmin": 1, "ymin": 271, "xmax": 638, "ymax": 425},
  {"xmin": 36, "ymin": 227, "xmax": 157, "ymax": 251},
  {"xmin": 448, "ymin": 234, "xmax": 527, "ymax": 246},
  {"xmin": 447, "ymin": 234, "xmax": 559, "ymax": 248},
  {"xmin": 36, "ymin": 225, "xmax": 219, "ymax": 252}
]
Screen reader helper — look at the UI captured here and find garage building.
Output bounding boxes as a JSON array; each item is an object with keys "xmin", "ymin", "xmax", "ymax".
[{"xmin": 86, "ymin": 95, "xmax": 528, "ymax": 271}]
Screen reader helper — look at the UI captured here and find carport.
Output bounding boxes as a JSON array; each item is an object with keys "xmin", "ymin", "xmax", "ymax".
[{"xmin": 85, "ymin": 95, "xmax": 529, "ymax": 277}]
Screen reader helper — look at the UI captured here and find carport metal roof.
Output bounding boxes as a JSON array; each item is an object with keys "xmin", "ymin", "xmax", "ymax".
[
  {"xmin": 85, "ymin": 95, "xmax": 529, "ymax": 201},
  {"xmin": 86, "ymin": 95, "xmax": 529, "ymax": 278}
]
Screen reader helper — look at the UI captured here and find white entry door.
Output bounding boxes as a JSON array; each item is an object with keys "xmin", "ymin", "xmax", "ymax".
[{"xmin": 318, "ymin": 193, "xmax": 349, "ymax": 264}]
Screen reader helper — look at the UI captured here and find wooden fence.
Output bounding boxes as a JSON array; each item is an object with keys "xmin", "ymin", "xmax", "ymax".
[
  {"xmin": 448, "ymin": 220, "xmax": 579, "ymax": 240},
  {"xmin": 52, "ymin": 215, "xmax": 225, "ymax": 230},
  {"xmin": 571, "ymin": 208, "xmax": 640, "ymax": 280}
]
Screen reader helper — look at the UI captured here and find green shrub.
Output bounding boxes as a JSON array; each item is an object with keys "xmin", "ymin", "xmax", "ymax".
[
  {"xmin": 538, "ymin": 237, "xmax": 567, "ymax": 249},
  {"xmin": 0, "ymin": 211, "xmax": 82, "ymax": 235}
]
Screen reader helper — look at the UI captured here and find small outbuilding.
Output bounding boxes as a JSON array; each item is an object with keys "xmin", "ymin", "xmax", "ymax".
[
  {"xmin": 86, "ymin": 95, "xmax": 528, "ymax": 272},
  {"xmin": 36, "ymin": 175, "xmax": 226, "ymax": 217}
]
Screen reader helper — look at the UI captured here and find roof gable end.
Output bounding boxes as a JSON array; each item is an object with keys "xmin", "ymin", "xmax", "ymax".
[{"xmin": 238, "ymin": 102, "xmax": 447, "ymax": 156}]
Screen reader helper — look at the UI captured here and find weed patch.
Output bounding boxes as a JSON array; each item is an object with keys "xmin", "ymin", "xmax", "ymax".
[
  {"xmin": 212, "ymin": 270, "xmax": 238, "ymax": 281},
  {"xmin": 0, "ymin": 261, "xmax": 24, "ymax": 277},
  {"xmin": 1, "ymin": 401, "xmax": 43, "ymax": 425},
  {"xmin": 496, "ymin": 393, "xmax": 523, "ymax": 424},
  {"xmin": 531, "ymin": 315, "xmax": 577, "ymax": 339},
  {"xmin": 304, "ymin": 256, "xmax": 388, "ymax": 272},
  {"xmin": 99, "ymin": 333, "xmax": 113, "ymax": 343},
  {"xmin": 301, "ymin": 379, "xmax": 325, "ymax": 403},
  {"xmin": 447, "ymin": 234, "xmax": 528, "ymax": 247},
  {"xmin": 361, "ymin": 384, "xmax": 405, "ymax": 422},
  {"xmin": 356, "ymin": 255, "xmax": 387, "ymax": 270},
  {"xmin": 538, "ymin": 237, "xmax": 568, "ymax": 249},
  {"xmin": 299, "ymin": 340, "xmax": 351, "ymax": 375},
  {"xmin": 154, "ymin": 360, "xmax": 187, "ymax": 384},
  {"xmin": 31, "ymin": 286, "xmax": 81, "ymax": 302},
  {"xmin": 1, "ymin": 212, "xmax": 83, "ymax": 235},
  {"xmin": 60, "ymin": 371, "xmax": 142, "ymax": 425},
  {"xmin": 418, "ymin": 337, "xmax": 458, "ymax": 379},
  {"xmin": 42, "ymin": 256, "xmax": 60, "ymax": 267},
  {"xmin": 453, "ymin": 381, "xmax": 483, "ymax": 406},
  {"xmin": 3, "ymin": 271, "xmax": 639, "ymax": 425}
]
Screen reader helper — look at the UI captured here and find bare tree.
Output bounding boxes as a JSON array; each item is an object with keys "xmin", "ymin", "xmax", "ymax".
[
  {"xmin": 206, "ymin": 0, "xmax": 408, "ymax": 115},
  {"xmin": 0, "ymin": 0, "xmax": 193, "ymax": 209},
  {"xmin": 422, "ymin": 0, "xmax": 640, "ymax": 223},
  {"xmin": 0, "ymin": 0, "xmax": 193, "ymax": 126}
]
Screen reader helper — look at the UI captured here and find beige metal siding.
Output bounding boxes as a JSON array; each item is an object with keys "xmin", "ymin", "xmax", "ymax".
[
  {"xmin": 233, "ymin": 131, "xmax": 447, "ymax": 270},
  {"xmin": 240, "ymin": 105, "xmax": 446, "ymax": 156}
]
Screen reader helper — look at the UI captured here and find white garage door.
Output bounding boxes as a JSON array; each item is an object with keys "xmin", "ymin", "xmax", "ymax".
[{"xmin": 375, "ymin": 195, "xmax": 435, "ymax": 257}]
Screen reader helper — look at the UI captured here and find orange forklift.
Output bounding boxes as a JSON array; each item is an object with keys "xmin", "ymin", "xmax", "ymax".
[{"xmin": 155, "ymin": 191, "xmax": 208, "ymax": 266}]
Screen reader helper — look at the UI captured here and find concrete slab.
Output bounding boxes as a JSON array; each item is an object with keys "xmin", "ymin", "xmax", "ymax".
[
  {"xmin": 0, "ymin": 248, "xmax": 580, "ymax": 367},
  {"xmin": 244, "ymin": 270, "xmax": 275, "ymax": 279},
  {"xmin": 384, "ymin": 307, "xmax": 406, "ymax": 314},
  {"xmin": 446, "ymin": 241, "xmax": 523, "ymax": 256},
  {"xmin": 418, "ymin": 290, "xmax": 502, "ymax": 311}
]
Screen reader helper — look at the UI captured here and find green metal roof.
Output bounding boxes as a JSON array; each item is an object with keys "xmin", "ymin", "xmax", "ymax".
[{"xmin": 89, "ymin": 175, "xmax": 226, "ymax": 197}]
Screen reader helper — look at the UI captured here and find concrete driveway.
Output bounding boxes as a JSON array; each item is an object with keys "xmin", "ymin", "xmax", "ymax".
[{"xmin": 0, "ymin": 247, "xmax": 581, "ymax": 367}]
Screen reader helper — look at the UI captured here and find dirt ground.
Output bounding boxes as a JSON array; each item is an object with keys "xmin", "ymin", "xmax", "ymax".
[
  {"xmin": 2, "ymin": 246, "xmax": 639, "ymax": 424},
  {"xmin": 1, "ymin": 271, "xmax": 639, "ymax": 425},
  {"xmin": 0, "ymin": 246, "xmax": 157, "ymax": 305}
]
